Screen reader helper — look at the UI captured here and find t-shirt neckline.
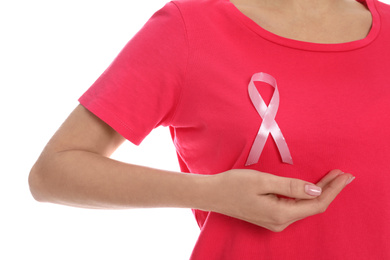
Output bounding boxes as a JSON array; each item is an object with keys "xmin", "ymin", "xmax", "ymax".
[{"xmin": 224, "ymin": 0, "xmax": 380, "ymax": 52}]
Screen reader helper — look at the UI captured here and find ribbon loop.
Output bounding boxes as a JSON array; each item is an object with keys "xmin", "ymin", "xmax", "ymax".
[{"xmin": 245, "ymin": 72, "xmax": 293, "ymax": 166}]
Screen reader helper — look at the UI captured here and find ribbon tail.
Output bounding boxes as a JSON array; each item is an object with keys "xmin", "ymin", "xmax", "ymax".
[
  {"xmin": 245, "ymin": 127, "xmax": 268, "ymax": 166},
  {"xmin": 270, "ymin": 123, "xmax": 293, "ymax": 164}
]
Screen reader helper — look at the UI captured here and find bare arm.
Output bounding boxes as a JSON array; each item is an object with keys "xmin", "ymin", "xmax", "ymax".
[
  {"xmin": 29, "ymin": 105, "xmax": 354, "ymax": 231},
  {"xmin": 28, "ymin": 105, "xmax": 212, "ymax": 210}
]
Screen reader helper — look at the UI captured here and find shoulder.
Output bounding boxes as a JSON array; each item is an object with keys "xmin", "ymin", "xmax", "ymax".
[
  {"xmin": 168, "ymin": 0, "xmax": 237, "ymax": 32},
  {"xmin": 373, "ymin": 0, "xmax": 390, "ymax": 14},
  {"xmin": 172, "ymin": 0, "xmax": 221, "ymax": 9},
  {"xmin": 171, "ymin": 0, "xmax": 228, "ymax": 17},
  {"xmin": 371, "ymin": 0, "xmax": 390, "ymax": 31}
]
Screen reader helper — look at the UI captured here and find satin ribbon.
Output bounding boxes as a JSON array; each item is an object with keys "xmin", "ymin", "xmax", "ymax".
[{"xmin": 245, "ymin": 72, "xmax": 293, "ymax": 166}]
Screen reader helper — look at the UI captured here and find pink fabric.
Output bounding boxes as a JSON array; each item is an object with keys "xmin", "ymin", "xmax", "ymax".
[{"xmin": 79, "ymin": 0, "xmax": 390, "ymax": 259}]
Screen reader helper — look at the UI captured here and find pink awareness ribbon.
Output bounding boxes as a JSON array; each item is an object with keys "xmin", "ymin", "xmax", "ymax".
[{"xmin": 245, "ymin": 72, "xmax": 293, "ymax": 166}]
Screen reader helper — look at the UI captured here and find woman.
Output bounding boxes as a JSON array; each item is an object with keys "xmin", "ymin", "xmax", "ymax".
[{"xmin": 29, "ymin": 0, "xmax": 390, "ymax": 259}]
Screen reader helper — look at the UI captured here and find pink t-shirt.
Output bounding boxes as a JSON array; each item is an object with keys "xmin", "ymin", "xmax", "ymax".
[{"xmin": 79, "ymin": 0, "xmax": 390, "ymax": 259}]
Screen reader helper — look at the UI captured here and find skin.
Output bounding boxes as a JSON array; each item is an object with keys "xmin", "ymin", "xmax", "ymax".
[
  {"xmin": 28, "ymin": 0, "xmax": 364, "ymax": 232},
  {"xmin": 230, "ymin": 0, "xmax": 372, "ymax": 43}
]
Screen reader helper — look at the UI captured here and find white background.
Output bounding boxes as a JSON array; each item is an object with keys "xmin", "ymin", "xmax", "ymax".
[
  {"xmin": 1, "ymin": 0, "xmax": 389, "ymax": 259},
  {"xmin": 0, "ymin": 1, "xmax": 199, "ymax": 259}
]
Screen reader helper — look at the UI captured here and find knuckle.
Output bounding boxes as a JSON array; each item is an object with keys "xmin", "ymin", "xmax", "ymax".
[
  {"xmin": 317, "ymin": 203, "xmax": 328, "ymax": 214},
  {"xmin": 288, "ymin": 179, "xmax": 294, "ymax": 196},
  {"xmin": 269, "ymin": 207, "xmax": 289, "ymax": 226},
  {"xmin": 270, "ymin": 216, "xmax": 284, "ymax": 226},
  {"xmin": 288, "ymin": 179, "xmax": 300, "ymax": 197},
  {"xmin": 269, "ymin": 224, "xmax": 287, "ymax": 233}
]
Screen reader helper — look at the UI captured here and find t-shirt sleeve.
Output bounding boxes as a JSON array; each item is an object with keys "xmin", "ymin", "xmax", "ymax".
[{"xmin": 78, "ymin": 2, "xmax": 187, "ymax": 145}]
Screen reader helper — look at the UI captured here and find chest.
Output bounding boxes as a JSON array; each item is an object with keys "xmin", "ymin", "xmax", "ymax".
[{"xmin": 170, "ymin": 44, "xmax": 390, "ymax": 175}]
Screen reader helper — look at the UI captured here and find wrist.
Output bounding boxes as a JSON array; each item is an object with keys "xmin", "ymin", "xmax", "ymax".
[
  {"xmin": 189, "ymin": 173, "xmax": 222, "ymax": 212},
  {"xmin": 178, "ymin": 173, "xmax": 220, "ymax": 212}
]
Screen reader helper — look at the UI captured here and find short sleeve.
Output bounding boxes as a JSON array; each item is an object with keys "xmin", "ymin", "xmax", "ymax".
[{"xmin": 79, "ymin": 2, "xmax": 187, "ymax": 145}]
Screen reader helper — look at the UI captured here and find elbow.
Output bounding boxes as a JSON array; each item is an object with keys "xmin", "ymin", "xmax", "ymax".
[{"xmin": 28, "ymin": 163, "xmax": 49, "ymax": 203}]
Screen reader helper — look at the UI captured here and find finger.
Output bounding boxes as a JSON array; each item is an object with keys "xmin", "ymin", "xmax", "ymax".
[
  {"xmin": 316, "ymin": 172, "xmax": 353, "ymax": 205},
  {"xmin": 289, "ymin": 173, "xmax": 354, "ymax": 219},
  {"xmin": 294, "ymin": 169, "xmax": 347, "ymax": 203},
  {"xmin": 264, "ymin": 174, "xmax": 323, "ymax": 200},
  {"xmin": 265, "ymin": 172, "xmax": 355, "ymax": 231},
  {"xmin": 315, "ymin": 169, "xmax": 345, "ymax": 188}
]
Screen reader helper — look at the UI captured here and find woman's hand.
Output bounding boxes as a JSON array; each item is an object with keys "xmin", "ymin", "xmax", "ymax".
[{"xmin": 207, "ymin": 169, "xmax": 354, "ymax": 232}]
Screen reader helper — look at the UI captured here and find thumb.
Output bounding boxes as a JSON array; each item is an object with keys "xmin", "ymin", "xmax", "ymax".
[{"xmin": 264, "ymin": 174, "xmax": 322, "ymax": 199}]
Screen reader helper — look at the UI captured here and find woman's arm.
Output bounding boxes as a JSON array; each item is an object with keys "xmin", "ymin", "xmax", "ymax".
[
  {"xmin": 28, "ymin": 105, "xmax": 353, "ymax": 231},
  {"xmin": 28, "ymin": 105, "xmax": 212, "ymax": 210}
]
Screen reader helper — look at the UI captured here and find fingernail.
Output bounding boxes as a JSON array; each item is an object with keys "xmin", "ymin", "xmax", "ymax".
[
  {"xmin": 305, "ymin": 184, "xmax": 322, "ymax": 196},
  {"xmin": 346, "ymin": 176, "xmax": 355, "ymax": 185}
]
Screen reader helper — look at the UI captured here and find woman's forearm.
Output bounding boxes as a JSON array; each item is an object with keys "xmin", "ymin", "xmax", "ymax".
[
  {"xmin": 29, "ymin": 149, "xmax": 214, "ymax": 210},
  {"xmin": 28, "ymin": 147, "xmax": 354, "ymax": 232}
]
